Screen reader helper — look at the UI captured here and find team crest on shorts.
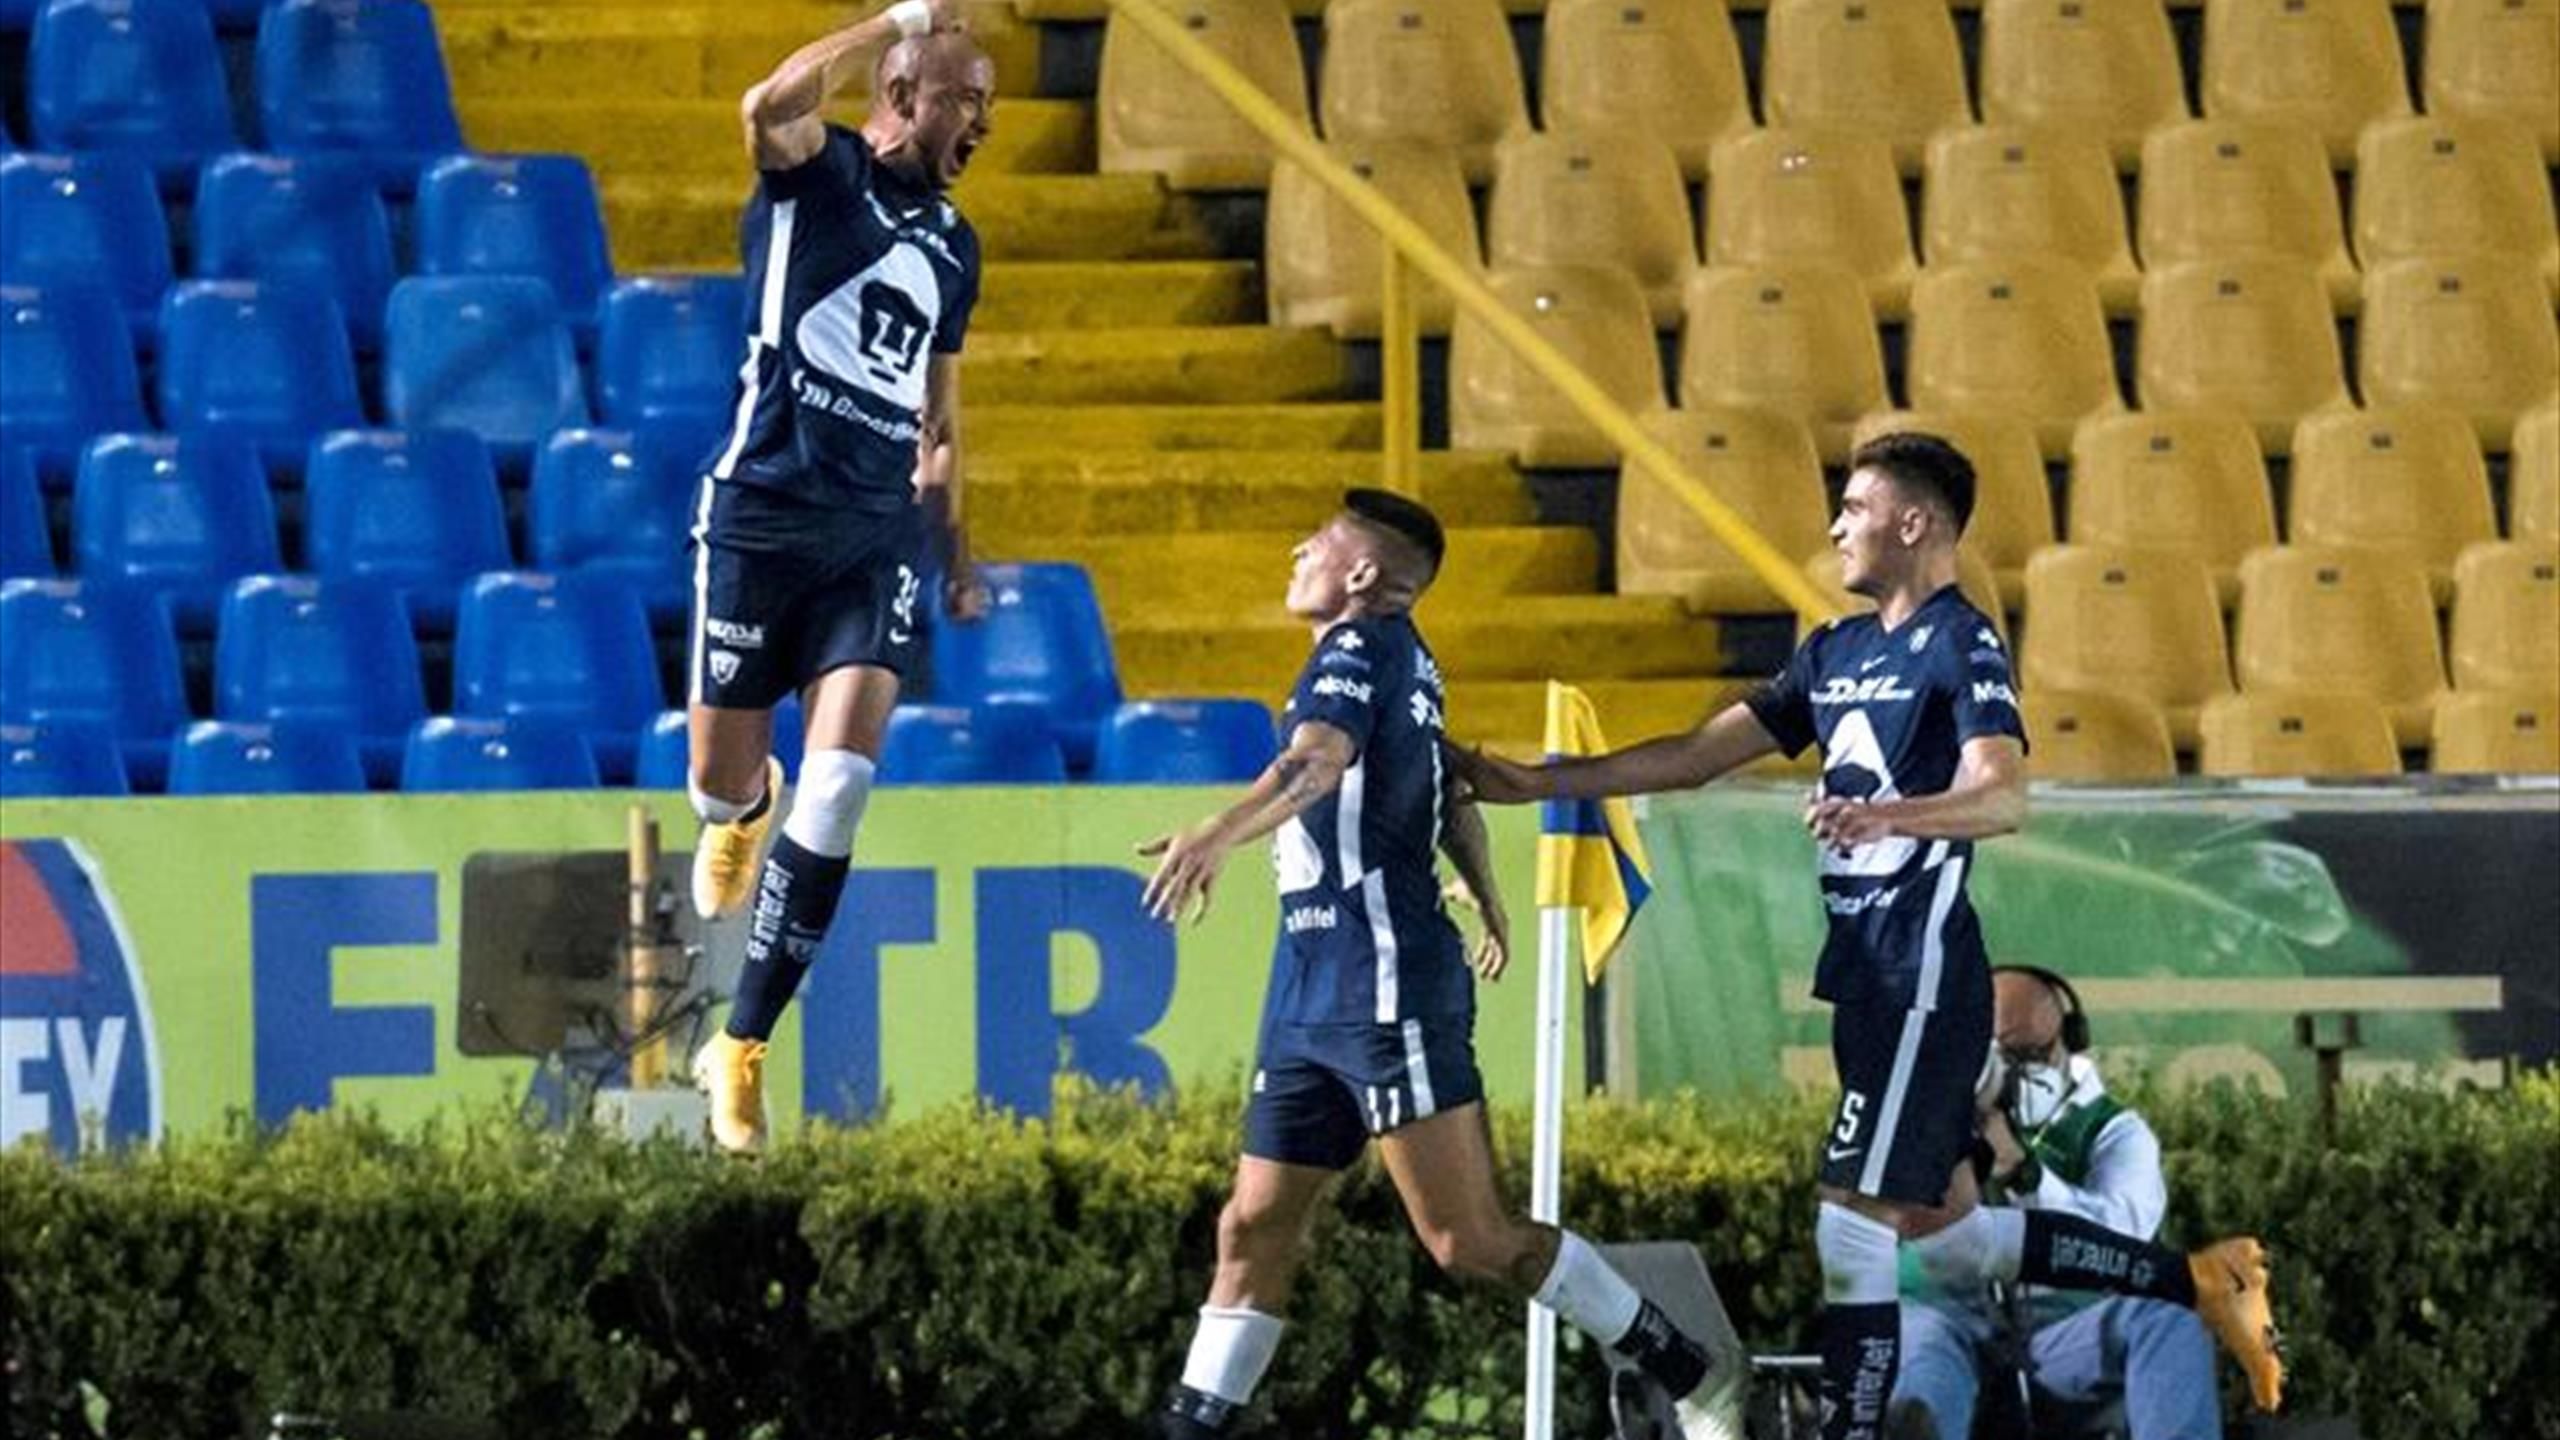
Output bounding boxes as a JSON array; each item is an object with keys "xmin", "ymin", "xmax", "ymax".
[{"xmin": 710, "ymin": 650, "xmax": 742, "ymax": 686}]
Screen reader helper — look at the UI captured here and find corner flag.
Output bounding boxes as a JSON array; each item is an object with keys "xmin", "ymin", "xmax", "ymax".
[{"xmin": 1532, "ymin": 681, "xmax": 1654, "ymax": 982}]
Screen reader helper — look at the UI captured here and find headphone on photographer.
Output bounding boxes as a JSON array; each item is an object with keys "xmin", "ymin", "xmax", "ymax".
[{"xmin": 1992, "ymin": 964, "xmax": 2090, "ymax": 1055}]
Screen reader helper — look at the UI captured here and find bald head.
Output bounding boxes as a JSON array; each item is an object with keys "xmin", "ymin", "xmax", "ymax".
[
  {"xmin": 1993, "ymin": 969, "xmax": 2066, "ymax": 1058},
  {"xmin": 866, "ymin": 31, "xmax": 994, "ymax": 190},
  {"xmin": 874, "ymin": 31, "xmax": 991, "ymax": 101}
]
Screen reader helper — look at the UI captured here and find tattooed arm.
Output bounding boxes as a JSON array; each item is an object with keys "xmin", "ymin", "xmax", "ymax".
[{"xmin": 1139, "ymin": 721, "xmax": 1356, "ymax": 924}]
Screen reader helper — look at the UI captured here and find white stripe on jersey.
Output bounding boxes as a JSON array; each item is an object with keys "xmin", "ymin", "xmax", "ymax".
[
  {"xmin": 1335, "ymin": 757, "xmax": 1366, "ymax": 884},
  {"xmin": 711, "ymin": 197, "xmax": 797, "ymax": 482},
  {"xmin": 1860, "ymin": 1008, "xmax": 1931, "ymax": 1196},
  {"xmin": 1915, "ymin": 854, "xmax": 1964, "ymax": 1013},
  {"xmin": 685, "ymin": 472, "xmax": 714, "ymax": 705},
  {"xmin": 1400, "ymin": 1018, "xmax": 1437, "ymax": 1120},
  {"xmin": 1364, "ymin": 870, "xmax": 1399, "ymax": 1024}
]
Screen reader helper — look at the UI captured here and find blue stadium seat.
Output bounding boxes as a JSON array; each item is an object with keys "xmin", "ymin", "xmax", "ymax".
[
  {"xmin": 168, "ymin": 718, "xmax": 367, "ymax": 794},
  {"xmin": 452, "ymin": 571, "xmax": 664, "ymax": 782},
  {"xmin": 880, "ymin": 702, "xmax": 1069, "ymax": 784},
  {"xmin": 930, "ymin": 562, "xmax": 1123, "ymax": 768},
  {"xmin": 28, "ymin": 0, "xmax": 237, "ymax": 180},
  {"xmin": 383, "ymin": 276, "xmax": 589, "ymax": 465},
  {"xmin": 527, "ymin": 428, "xmax": 693, "ymax": 622},
  {"xmin": 0, "ymin": 152, "xmax": 173, "ymax": 345},
  {"xmin": 73, "ymin": 431, "xmax": 278, "ymax": 631},
  {"xmin": 1092, "ymin": 699, "xmax": 1278, "ymax": 783},
  {"xmin": 1, "ymin": 0, "xmax": 39, "ymax": 30},
  {"xmin": 157, "ymin": 279, "xmax": 364, "ymax": 473},
  {"xmin": 0, "ymin": 723, "xmax": 129, "ymax": 797},
  {"xmin": 203, "ymin": 0, "xmax": 265, "ymax": 30},
  {"xmin": 0, "ymin": 576, "xmax": 186, "ymax": 787},
  {"xmin": 401, "ymin": 715, "xmax": 599, "ymax": 792},
  {"xmin": 2, "ymin": 442, "xmax": 50, "ymax": 577},
  {"xmin": 193, "ymin": 152, "xmax": 396, "ymax": 351},
  {"xmin": 635, "ymin": 695, "xmax": 806, "ymax": 789},
  {"xmin": 597, "ymin": 274, "xmax": 746, "ymax": 464},
  {"xmin": 254, "ymin": 0, "xmax": 463, "ymax": 190},
  {"xmin": 415, "ymin": 154, "xmax": 614, "ymax": 336},
  {"xmin": 302, "ymin": 428, "xmax": 509, "ymax": 631},
  {"xmin": 0, "ymin": 283, "xmax": 146, "ymax": 485},
  {"xmin": 215, "ymin": 572, "xmax": 424, "ymax": 785}
]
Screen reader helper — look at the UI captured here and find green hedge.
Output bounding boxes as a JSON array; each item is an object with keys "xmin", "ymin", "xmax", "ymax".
[{"xmin": 6, "ymin": 1076, "xmax": 2556, "ymax": 1440}]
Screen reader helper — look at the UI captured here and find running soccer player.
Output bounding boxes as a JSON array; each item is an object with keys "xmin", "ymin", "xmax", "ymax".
[
  {"xmin": 686, "ymin": 0, "xmax": 993, "ymax": 1153},
  {"xmin": 1140, "ymin": 491, "xmax": 1743, "ymax": 1440},
  {"xmin": 1451, "ymin": 435, "xmax": 2285, "ymax": 1439}
]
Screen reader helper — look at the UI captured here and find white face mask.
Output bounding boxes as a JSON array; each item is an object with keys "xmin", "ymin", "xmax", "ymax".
[{"xmin": 2007, "ymin": 1060, "xmax": 2077, "ymax": 1131}]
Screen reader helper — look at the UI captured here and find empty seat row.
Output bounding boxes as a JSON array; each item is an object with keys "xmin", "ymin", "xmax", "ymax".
[
  {"xmin": 14, "ymin": 0, "xmax": 461, "ymax": 186},
  {"xmin": 1270, "ymin": 117, "xmax": 2556, "ymax": 330},
  {"xmin": 1441, "ymin": 252, "xmax": 2557, "ymax": 469},
  {"xmin": 1616, "ymin": 401, "xmax": 2560, "ymax": 615},
  {"xmin": 1101, "ymin": 0, "xmax": 2560, "ymax": 190},
  {"xmin": 2027, "ymin": 686, "xmax": 2560, "ymax": 779}
]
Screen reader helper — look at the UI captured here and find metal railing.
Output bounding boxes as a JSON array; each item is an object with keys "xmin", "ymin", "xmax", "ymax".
[{"xmin": 1106, "ymin": 0, "xmax": 1843, "ymax": 623}]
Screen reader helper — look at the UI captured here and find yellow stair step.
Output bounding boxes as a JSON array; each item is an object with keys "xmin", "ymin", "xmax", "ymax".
[
  {"xmin": 1112, "ymin": 597, "xmax": 1721, "ymax": 691},
  {"xmin": 961, "ymin": 327, "xmax": 1346, "ymax": 406},
  {"xmin": 462, "ymin": 98, "xmax": 1091, "ymax": 179},
  {"xmin": 1441, "ymin": 678, "xmax": 1760, "ymax": 752},
  {"xmin": 602, "ymin": 173, "xmax": 1226, "ymax": 269},
  {"xmin": 968, "ymin": 449, "xmax": 1529, "ymax": 539},
  {"xmin": 971, "ymin": 403, "xmax": 1381, "ymax": 454},
  {"xmin": 971, "ymin": 260, "xmax": 1261, "ymax": 330},
  {"xmin": 436, "ymin": 3, "xmax": 1045, "ymax": 102},
  {"xmin": 1040, "ymin": 527, "xmax": 1598, "ymax": 618}
]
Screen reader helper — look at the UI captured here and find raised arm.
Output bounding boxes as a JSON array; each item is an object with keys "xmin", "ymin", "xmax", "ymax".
[
  {"xmin": 1449, "ymin": 700, "xmax": 1783, "ymax": 805},
  {"xmin": 740, "ymin": 0, "xmax": 952, "ymax": 171},
  {"xmin": 916, "ymin": 352, "xmax": 986, "ymax": 618},
  {"xmin": 1436, "ymin": 766, "xmax": 1510, "ymax": 980},
  {"xmin": 1139, "ymin": 722, "xmax": 1358, "ymax": 922}
]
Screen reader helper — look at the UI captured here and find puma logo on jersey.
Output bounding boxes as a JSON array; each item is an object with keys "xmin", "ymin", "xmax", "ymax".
[{"xmin": 1813, "ymin": 675, "xmax": 1918, "ymax": 705}]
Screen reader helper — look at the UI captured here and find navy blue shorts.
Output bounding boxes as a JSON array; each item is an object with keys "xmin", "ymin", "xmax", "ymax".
[
  {"xmin": 688, "ymin": 483, "xmax": 928, "ymax": 710},
  {"xmin": 1243, "ymin": 1015, "xmax": 1487, "ymax": 1171},
  {"xmin": 1818, "ymin": 995, "xmax": 1994, "ymax": 1207}
]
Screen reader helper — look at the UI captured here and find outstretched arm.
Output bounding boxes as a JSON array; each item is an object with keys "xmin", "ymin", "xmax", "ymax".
[
  {"xmin": 740, "ymin": 0, "xmax": 956, "ymax": 170},
  {"xmin": 1448, "ymin": 701, "xmax": 1783, "ymax": 805},
  {"xmin": 1139, "ymin": 722, "xmax": 1358, "ymax": 923},
  {"xmin": 1436, "ymin": 768, "xmax": 1510, "ymax": 981}
]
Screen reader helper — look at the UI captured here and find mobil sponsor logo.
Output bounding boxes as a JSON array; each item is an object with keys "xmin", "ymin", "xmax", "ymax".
[{"xmin": 0, "ymin": 840, "xmax": 160, "ymax": 1155}]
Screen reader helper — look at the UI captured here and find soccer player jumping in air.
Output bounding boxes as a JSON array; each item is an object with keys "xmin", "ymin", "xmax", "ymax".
[
  {"xmin": 1139, "ymin": 491, "xmax": 1745, "ymax": 1440},
  {"xmin": 687, "ymin": 0, "xmax": 993, "ymax": 1152},
  {"xmin": 1452, "ymin": 435, "xmax": 2285, "ymax": 1440}
]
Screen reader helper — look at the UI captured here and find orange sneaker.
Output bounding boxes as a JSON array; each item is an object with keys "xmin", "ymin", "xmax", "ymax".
[
  {"xmin": 2190, "ymin": 1236, "xmax": 2284, "ymax": 1411},
  {"xmin": 692, "ymin": 1030, "xmax": 769, "ymax": 1155},
  {"xmin": 690, "ymin": 757, "xmax": 782, "ymax": 920}
]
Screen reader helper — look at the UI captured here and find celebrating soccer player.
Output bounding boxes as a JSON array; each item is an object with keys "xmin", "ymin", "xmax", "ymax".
[
  {"xmin": 1451, "ymin": 435, "xmax": 2285, "ymax": 1439},
  {"xmin": 1138, "ymin": 491, "xmax": 1744, "ymax": 1440},
  {"xmin": 684, "ymin": 0, "xmax": 994, "ymax": 1153}
]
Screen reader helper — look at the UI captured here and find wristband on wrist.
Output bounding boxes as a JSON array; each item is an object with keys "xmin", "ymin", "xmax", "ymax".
[{"xmin": 887, "ymin": 0, "xmax": 933, "ymax": 37}]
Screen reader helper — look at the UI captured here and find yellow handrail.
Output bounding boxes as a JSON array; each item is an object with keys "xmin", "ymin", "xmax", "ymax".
[{"xmin": 1106, "ymin": 0, "xmax": 1842, "ymax": 623}]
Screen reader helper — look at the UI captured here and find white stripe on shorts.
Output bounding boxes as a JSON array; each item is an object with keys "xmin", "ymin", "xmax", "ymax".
[
  {"xmin": 1858, "ymin": 1007, "xmax": 1932, "ymax": 1196},
  {"xmin": 1400, "ymin": 1018, "xmax": 1437, "ymax": 1121}
]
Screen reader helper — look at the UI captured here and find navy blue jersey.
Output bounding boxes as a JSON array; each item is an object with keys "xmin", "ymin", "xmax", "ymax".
[
  {"xmin": 1266, "ymin": 614, "xmax": 1472, "ymax": 1026},
  {"xmin": 1744, "ymin": 585, "xmax": 2026, "ymax": 1010},
  {"xmin": 707, "ymin": 125, "xmax": 981, "ymax": 536}
]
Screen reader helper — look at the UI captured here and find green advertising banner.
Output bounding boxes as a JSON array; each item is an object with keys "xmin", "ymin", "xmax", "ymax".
[
  {"xmin": 0, "ymin": 790, "xmax": 1572, "ymax": 1152},
  {"xmin": 1620, "ymin": 781, "xmax": 2558, "ymax": 1100}
]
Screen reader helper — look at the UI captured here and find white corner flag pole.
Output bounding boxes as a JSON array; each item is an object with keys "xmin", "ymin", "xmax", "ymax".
[{"xmin": 1523, "ymin": 902, "xmax": 1576, "ymax": 1440}]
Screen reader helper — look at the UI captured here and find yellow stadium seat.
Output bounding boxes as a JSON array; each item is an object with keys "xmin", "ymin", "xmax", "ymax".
[
  {"xmin": 2288, "ymin": 407, "xmax": 2497, "ymax": 598},
  {"xmin": 2021, "ymin": 545, "xmax": 2235, "ymax": 745},
  {"xmin": 2067, "ymin": 410, "xmax": 2275, "ymax": 604},
  {"xmin": 2236, "ymin": 544, "xmax": 2446, "ymax": 743},
  {"xmin": 2023, "ymin": 688, "xmax": 2179, "ymax": 781},
  {"xmin": 1265, "ymin": 142, "xmax": 1479, "ymax": 338},
  {"xmin": 1761, "ymin": 0, "xmax": 1972, "ymax": 175},
  {"xmin": 2449, "ymin": 539, "xmax": 2560, "ymax": 694},
  {"xmin": 1618, "ymin": 407, "xmax": 1830, "ymax": 613},
  {"xmin": 2424, "ymin": 0, "xmax": 2560, "ymax": 161},
  {"xmin": 1541, "ymin": 0, "xmax": 1754, "ymax": 180},
  {"xmin": 2514, "ymin": 398, "xmax": 2560, "ymax": 540},
  {"xmin": 2138, "ymin": 120, "xmax": 2358, "ymax": 312},
  {"xmin": 1922, "ymin": 125, "xmax": 2140, "ymax": 315},
  {"xmin": 2198, "ymin": 690, "xmax": 2404, "ymax": 776},
  {"xmin": 1318, "ymin": 0, "xmax": 1527, "ymax": 183},
  {"xmin": 1488, "ymin": 131, "xmax": 1696, "ymax": 326},
  {"xmin": 2201, "ymin": 0, "xmax": 2413, "ymax": 166},
  {"xmin": 1802, "ymin": 544, "xmax": 2011, "ymax": 642},
  {"xmin": 1908, "ymin": 259, "xmax": 2122, "ymax": 459},
  {"xmin": 1098, "ymin": 0, "xmax": 1310, "ymax": 189},
  {"xmin": 2352, "ymin": 117, "xmax": 2558, "ymax": 298},
  {"xmin": 1678, "ymin": 264, "xmax": 1887, "ymax": 464},
  {"xmin": 2137, "ymin": 258, "xmax": 2351, "ymax": 454},
  {"xmin": 2431, "ymin": 688, "xmax": 2560, "ymax": 772},
  {"xmin": 2359, "ymin": 255, "xmax": 2560, "ymax": 451},
  {"xmin": 1849, "ymin": 410, "xmax": 2053, "ymax": 606},
  {"xmin": 1978, "ymin": 0, "xmax": 2188, "ymax": 170},
  {"xmin": 1707, "ymin": 127, "xmax": 1920, "ymax": 319},
  {"xmin": 1451, "ymin": 264, "xmax": 1663, "ymax": 468}
]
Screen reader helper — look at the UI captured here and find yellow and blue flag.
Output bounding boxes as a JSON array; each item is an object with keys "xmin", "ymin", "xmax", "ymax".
[{"xmin": 1532, "ymin": 681, "xmax": 1654, "ymax": 982}]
